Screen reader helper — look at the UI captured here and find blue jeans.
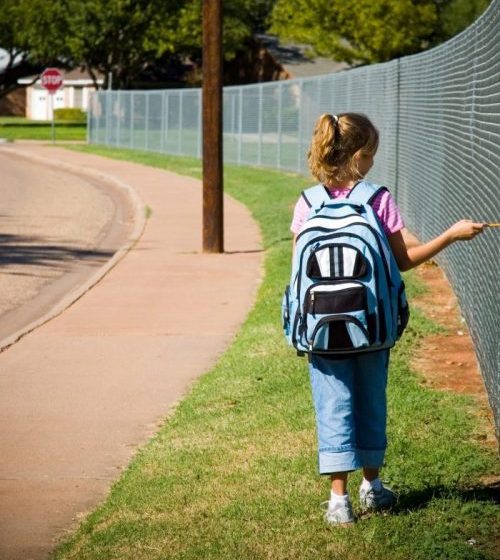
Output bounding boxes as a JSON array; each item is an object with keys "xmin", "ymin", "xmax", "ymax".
[{"xmin": 309, "ymin": 350, "xmax": 390, "ymax": 474}]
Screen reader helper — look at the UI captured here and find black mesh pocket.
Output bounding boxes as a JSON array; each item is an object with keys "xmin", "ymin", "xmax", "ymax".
[{"xmin": 306, "ymin": 286, "xmax": 365, "ymax": 315}]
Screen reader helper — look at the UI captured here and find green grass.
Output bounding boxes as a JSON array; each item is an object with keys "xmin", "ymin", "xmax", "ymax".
[
  {"xmin": 0, "ymin": 117, "xmax": 86, "ymax": 140},
  {"xmin": 52, "ymin": 145, "xmax": 499, "ymax": 560},
  {"xmin": 0, "ymin": 116, "xmax": 33, "ymax": 124}
]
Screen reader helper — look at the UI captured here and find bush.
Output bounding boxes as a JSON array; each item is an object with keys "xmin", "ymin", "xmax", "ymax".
[{"xmin": 54, "ymin": 108, "xmax": 86, "ymax": 122}]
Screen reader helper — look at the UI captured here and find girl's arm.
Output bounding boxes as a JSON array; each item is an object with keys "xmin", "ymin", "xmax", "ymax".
[{"xmin": 388, "ymin": 220, "xmax": 486, "ymax": 272}]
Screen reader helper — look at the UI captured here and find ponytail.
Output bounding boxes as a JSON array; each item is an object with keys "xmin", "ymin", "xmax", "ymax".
[{"xmin": 307, "ymin": 112, "xmax": 379, "ymax": 185}]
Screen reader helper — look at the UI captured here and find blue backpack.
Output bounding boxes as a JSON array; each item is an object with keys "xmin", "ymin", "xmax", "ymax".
[{"xmin": 282, "ymin": 181, "xmax": 409, "ymax": 358}]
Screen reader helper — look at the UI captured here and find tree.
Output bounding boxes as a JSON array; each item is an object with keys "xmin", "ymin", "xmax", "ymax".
[
  {"xmin": 440, "ymin": 0, "xmax": 491, "ymax": 37},
  {"xmin": 0, "ymin": 0, "xmax": 63, "ymax": 99},
  {"xmin": 270, "ymin": 0, "xmax": 445, "ymax": 65},
  {"xmin": 2, "ymin": 0, "xmax": 278, "ymax": 93},
  {"xmin": 173, "ymin": 0, "xmax": 277, "ymax": 61},
  {"xmin": 2, "ymin": 0, "xmax": 189, "ymax": 91},
  {"xmin": 146, "ymin": 0, "xmax": 278, "ymax": 85},
  {"xmin": 12, "ymin": 0, "xmax": 183, "ymax": 90},
  {"xmin": 270, "ymin": 0, "xmax": 493, "ymax": 66}
]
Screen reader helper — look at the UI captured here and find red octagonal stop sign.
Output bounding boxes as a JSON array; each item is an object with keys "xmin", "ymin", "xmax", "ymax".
[{"xmin": 41, "ymin": 68, "xmax": 63, "ymax": 93}]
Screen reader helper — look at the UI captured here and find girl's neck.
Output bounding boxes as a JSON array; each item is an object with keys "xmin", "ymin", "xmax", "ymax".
[{"xmin": 325, "ymin": 180, "xmax": 357, "ymax": 190}]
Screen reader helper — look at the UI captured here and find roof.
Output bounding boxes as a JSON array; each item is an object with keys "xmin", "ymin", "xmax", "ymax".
[
  {"xmin": 257, "ymin": 34, "xmax": 349, "ymax": 78},
  {"xmin": 18, "ymin": 68, "xmax": 104, "ymax": 86}
]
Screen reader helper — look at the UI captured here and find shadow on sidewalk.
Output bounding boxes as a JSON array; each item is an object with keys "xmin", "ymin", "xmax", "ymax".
[{"xmin": 0, "ymin": 233, "xmax": 114, "ymax": 272}]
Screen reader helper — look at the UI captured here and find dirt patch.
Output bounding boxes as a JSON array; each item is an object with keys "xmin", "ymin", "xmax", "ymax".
[{"xmin": 410, "ymin": 261, "xmax": 497, "ymax": 450}]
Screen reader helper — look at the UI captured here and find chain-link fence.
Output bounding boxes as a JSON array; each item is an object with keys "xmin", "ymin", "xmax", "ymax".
[{"xmin": 88, "ymin": 0, "xmax": 500, "ymax": 435}]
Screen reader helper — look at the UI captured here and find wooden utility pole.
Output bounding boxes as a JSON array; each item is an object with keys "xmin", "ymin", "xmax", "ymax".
[{"xmin": 202, "ymin": 0, "xmax": 224, "ymax": 253}]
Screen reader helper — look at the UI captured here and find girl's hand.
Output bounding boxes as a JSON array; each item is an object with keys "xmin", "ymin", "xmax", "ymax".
[{"xmin": 447, "ymin": 220, "xmax": 486, "ymax": 241}]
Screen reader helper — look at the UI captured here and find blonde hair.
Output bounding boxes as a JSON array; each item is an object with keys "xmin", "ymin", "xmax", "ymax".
[{"xmin": 307, "ymin": 113, "xmax": 379, "ymax": 185}]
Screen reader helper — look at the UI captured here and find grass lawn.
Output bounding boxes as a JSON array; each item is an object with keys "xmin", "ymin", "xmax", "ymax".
[
  {"xmin": 0, "ymin": 117, "xmax": 86, "ymax": 141},
  {"xmin": 52, "ymin": 145, "xmax": 498, "ymax": 560}
]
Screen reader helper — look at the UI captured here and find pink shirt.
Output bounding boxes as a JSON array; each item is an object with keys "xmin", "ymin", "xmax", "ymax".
[{"xmin": 290, "ymin": 186, "xmax": 405, "ymax": 237}]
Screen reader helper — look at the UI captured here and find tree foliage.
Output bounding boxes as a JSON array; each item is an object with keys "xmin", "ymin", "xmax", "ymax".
[
  {"xmin": 270, "ymin": 0, "xmax": 492, "ymax": 65},
  {"xmin": 0, "ymin": 0, "xmax": 50, "ymax": 97},
  {"xmin": 4, "ymin": 0, "xmax": 487, "ymax": 97},
  {"xmin": 1, "ymin": 0, "xmax": 277, "ymax": 95},
  {"xmin": 440, "ymin": 0, "xmax": 491, "ymax": 37}
]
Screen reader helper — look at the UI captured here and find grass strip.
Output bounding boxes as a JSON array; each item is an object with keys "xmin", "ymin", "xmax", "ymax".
[
  {"xmin": 52, "ymin": 146, "xmax": 498, "ymax": 560},
  {"xmin": 0, "ymin": 120, "xmax": 86, "ymax": 141}
]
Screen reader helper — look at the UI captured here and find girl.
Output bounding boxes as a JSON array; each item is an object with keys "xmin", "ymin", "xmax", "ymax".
[{"xmin": 291, "ymin": 112, "xmax": 486, "ymax": 525}]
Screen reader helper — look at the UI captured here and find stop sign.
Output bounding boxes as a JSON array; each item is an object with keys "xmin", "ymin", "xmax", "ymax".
[{"xmin": 40, "ymin": 68, "xmax": 63, "ymax": 93}]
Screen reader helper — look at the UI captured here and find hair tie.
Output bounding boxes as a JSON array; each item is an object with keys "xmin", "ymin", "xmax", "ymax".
[{"xmin": 331, "ymin": 114, "xmax": 339, "ymax": 124}]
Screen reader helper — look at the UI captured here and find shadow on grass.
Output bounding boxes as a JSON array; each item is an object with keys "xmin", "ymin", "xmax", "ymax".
[{"xmin": 393, "ymin": 480, "xmax": 500, "ymax": 514}]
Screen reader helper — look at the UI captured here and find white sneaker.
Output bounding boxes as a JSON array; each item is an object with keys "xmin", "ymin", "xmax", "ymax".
[
  {"xmin": 359, "ymin": 482, "xmax": 397, "ymax": 511},
  {"xmin": 321, "ymin": 499, "xmax": 356, "ymax": 525}
]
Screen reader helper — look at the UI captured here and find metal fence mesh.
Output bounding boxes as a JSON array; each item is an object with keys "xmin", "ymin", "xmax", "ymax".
[{"xmin": 88, "ymin": 0, "xmax": 500, "ymax": 434}]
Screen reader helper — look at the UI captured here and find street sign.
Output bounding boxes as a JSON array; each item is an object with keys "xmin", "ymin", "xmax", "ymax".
[
  {"xmin": 40, "ymin": 68, "xmax": 63, "ymax": 143},
  {"xmin": 40, "ymin": 68, "xmax": 63, "ymax": 93}
]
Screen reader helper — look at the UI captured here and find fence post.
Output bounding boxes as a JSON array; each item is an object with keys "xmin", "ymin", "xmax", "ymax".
[
  {"xmin": 258, "ymin": 84, "xmax": 263, "ymax": 166},
  {"xmin": 145, "ymin": 92, "xmax": 149, "ymax": 150},
  {"xmin": 178, "ymin": 92, "xmax": 183, "ymax": 154},
  {"xmin": 238, "ymin": 88, "xmax": 243, "ymax": 164},
  {"xmin": 231, "ymin": 92, "xmax": 236, "ymax": 162},
  {"xmin": 86, "ymin": 93, "xmax": 92, "ymax": 144},
  {"xmin": 116, "ymin": 91, "xmax": 121, "ymax": 147},
  {"xmin": 130, "ymin": 92, "xmax": 134, "ymax": 149},
  {"xmin": 165, "ymin": 92, "xmax": 170, "ymax": 154},
  {"xmin": 105, "ymin": 92, "xmax": 110, "ymax": 146},
  {"xmin": 277, "ymin": 83, "xmax": 282, "ymax": 169},
  {"xmin": 394, "ymin": 58, "xmax": 401, "ymax": 201},
  {"xmin": 297, "ymin": 80, "xmax": 303, "ymax": 173},
  {"xmin": 160, "ymin": 91, "xmax": 165, "ymax": 153},
  {"xmin": 198, "ymin": 89, "xmax": 203, "ymax": 158}
]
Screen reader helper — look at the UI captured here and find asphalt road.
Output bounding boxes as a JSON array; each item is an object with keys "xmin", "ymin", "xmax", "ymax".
[{"xmin": 0, "ymin": 150, "xmax": 134, "ymax": 345}]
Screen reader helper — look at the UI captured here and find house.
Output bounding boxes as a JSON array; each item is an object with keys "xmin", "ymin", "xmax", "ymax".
[
  {"xmin": 17, "ymin": 69, "xmax": 104, "ymax": 120},
  {"xmin": 256, "ymin": 34, "xmax": 349, "ymax": 79}
]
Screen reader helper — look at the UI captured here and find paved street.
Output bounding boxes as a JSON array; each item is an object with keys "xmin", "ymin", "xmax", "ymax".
[{"xmin": 0, "ymin": 149, "xmax": 134, "ymax": 345}]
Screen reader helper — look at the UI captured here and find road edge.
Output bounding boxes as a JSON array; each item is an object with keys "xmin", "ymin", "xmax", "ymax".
[{"xmin": 0, "ymin": 146, "xmax": 147, "ymax": 353}]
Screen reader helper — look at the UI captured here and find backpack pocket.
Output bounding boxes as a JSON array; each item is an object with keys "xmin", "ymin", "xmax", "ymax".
[
  {"xmin": 282, "ymin": 284, "xmax": 291, "ymax": 336},
  {"xmin": 396, "ymin": 282, "xmax": 410, "ymax": 338},
  {"xmin": 306, "ymin": 244, "xmax": 368, "ymax": 280},
  {"xmin": 309, "ymin": 313, "xmax": 370, "ymax": 351},
  {"xmin": 303, "ymin": 282, "xmax": 371, "ymax": 351}
]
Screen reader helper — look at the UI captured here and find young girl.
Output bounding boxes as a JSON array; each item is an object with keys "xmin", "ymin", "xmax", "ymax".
[{"xmin": 291, "ymin": 112, "xmax": 486, "ymax": 525}]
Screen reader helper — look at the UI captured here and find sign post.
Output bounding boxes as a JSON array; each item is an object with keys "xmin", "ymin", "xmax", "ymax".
[{"xmin": 40, "ymin": 68, "xmax": 64, "ymax": 144}]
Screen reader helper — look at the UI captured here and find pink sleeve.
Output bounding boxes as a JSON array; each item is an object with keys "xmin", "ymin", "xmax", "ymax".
[
  {"xmin": 290, "ymin": 196, "xmax": 311, "ymax": 235},
  {"xmin": 371, "ymin": 189, "xmax": 405, "ymax": 236}
]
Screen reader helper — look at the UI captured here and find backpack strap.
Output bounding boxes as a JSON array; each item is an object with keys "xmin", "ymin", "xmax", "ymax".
[
  {"xmin": 346, "ymin": 180, "xmax": 388, "ymax": 206},
  {"xmin": 303, "ymin": 181, "xmax": 388, "ymax": 210},
  {"xmin": 301, "ymin": 184, "xmax": 332, "ymax": 210}
]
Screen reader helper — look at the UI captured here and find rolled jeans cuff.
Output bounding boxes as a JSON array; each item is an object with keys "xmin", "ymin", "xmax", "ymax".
[{"xmin": 318, "ymin": 447, "xmax": 386, "ymax": 475}]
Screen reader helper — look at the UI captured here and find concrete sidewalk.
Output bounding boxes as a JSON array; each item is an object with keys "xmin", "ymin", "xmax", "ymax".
[{"xmin": 0, "ymin": 144, "xmax": 262, "ymax": 560}]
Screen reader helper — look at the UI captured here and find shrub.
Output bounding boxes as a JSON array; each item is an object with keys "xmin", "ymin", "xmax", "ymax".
[{"xmin": 54, "ymin": 108, "xmax": 86, "ymax": 122}]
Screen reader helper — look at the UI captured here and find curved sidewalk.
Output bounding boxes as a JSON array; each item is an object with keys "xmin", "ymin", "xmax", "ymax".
[{"xmin": 0, "ymin": 144, "xmax": 263, "ymax": 560}]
